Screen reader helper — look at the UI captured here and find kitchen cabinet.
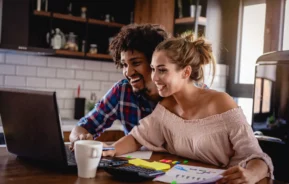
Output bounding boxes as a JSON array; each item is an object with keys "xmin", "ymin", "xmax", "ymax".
[{"xmin": 0, "ymin": 0, "xmax": 134, "ymax": 61}]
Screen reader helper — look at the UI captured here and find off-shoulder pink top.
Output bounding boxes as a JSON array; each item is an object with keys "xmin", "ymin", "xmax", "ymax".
[{"xmin": 129, "ymin": 103, "xmax": 274, "ymax": 178}]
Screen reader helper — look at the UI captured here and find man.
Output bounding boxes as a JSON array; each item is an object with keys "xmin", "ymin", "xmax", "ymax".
[{"xmin": 69, "ymin": 24, "xmax": 169, "ymax": 147}]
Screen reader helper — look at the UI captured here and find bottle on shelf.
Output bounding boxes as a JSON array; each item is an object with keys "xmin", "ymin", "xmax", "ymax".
[
  {"xmin": 81, "ymin": 7, "xmax": 87, "ymax": 19},
  {"xmin": 81, "ymin": 40, "xmax": 86, "ymax": 53},
  {"xmin": 53, "ymin": 28, "xmax": 62, "ymax": 49}
]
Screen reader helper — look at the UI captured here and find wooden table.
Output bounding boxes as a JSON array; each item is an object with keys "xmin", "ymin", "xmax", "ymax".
[{"xmin": 0, "ymin": 147, "xmax": 284, "ymax": 184}]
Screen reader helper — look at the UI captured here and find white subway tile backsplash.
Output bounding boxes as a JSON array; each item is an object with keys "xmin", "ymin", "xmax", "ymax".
[
  {"xmin": 64, "ymin": 99, "xmax": 74, "ymax": 109},
  {"xmin": 27, "ymin": 77, "xmax": 46, "ymax": 87},
  {"xmin": 27, "ymin": 56, "xmax": 47, "ymax": 66},
  {"xmin": 57, "ymin": 99, "xmax": 65, "ymax": 109},
  {"xmin": 204, "ymin": 75, "xmax": 226, "ymax": 89},
  {"xmin": 48, "ymin": 57, "xmax": 66, "ymax": 68},
  {"xmin": 216, "ymin": 65, "xmax": 227, "ymax": 76},
  {"xmin": 204, "ymin": 64, "xmax": 227, "ymax": 76},
  {"xmin": 0, "ymin": 53, "xmax": 5, "ymax": 63},
  {"xmin": 212, "ymin": 87, "xmax": 226, "ymax": 92},
  {"xmin": 37, "ymin": 67, "xmax": 56, "ymax": 78},
  {"xmin": 101, "ymin": 82, "xmax": 115, "ymax": 92},
  {"xmin": 16, "ymin": 66, "xmax": 37, "ymax": 76},
  {"xmin": 212, "ymin": 76, "xmax": 226, "ymax": 88},
  {"xmin": 76, "ymin": 70, "xmax": 92, "ymax": 80},
  {"xmin": 59, "ymin": 109, "xmax": 74, "ymax": 119},
  {"xmin": 47, "ymin": 79, "xmax": 65, "ymax": 88},
  {"xmin": 84, "ymin": 81, "xmax": 100, "ymax": 90},
  {"xmin": 84, "ymin": 61, "xmax": 101, "ymax": 71},
  {"xmin": 66, "ymin": 59, "xmax": 84, "ymax": 69},
  {"xmin": 57, "ymin": 69, "xmax": 75, "ymax": 79},
  {"xmin": 0, "ymin": 75, "xmax": 3, "ymax": 85},
  {"xmin": 75, "ymin": 90, "xmax": 92, "ymax": 100},
  {"xmin": 5, "ymin": 54, "xmax": 27, "ymax": 65},
  {"xmin": 93, "ymin": 71, "xmax": 109, "ymax": 81},
  {"xmin": 56, "ymin": 89, "xmax": 74, "ymax": 98},
  {"xmin": 92, "ymin": 90, "xmax": 106, "ymax": 101},
  {"xmin": 5, "ymin": 76, "xmax": 26, "ymax": 87},
  {"xmin": 66, "ymin": 80, "xmax": 83, "ymax": 89},
  {"xmin": 101, "ymin": 62, "xmax": 120, "ymax": 72},
  {"xmin": 109, "ymin": 73, "xmax": 124, "ymax": 81},
  {"xmin": 0, "ymin": 64, "xmax": 15, "ymax": 75},
  {"xmin": 26, "ymin": 88, "xmax": 55, "ymax": 92}
]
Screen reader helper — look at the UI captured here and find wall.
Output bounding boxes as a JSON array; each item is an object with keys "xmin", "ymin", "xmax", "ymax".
[
  {"xmin": 206, "ymin": 0, "xmax": 224, "ymax": 64},
  {"xmin": 0, "ymin": 52, "xmax": 227, "ymax": 122},
  {"xmin": 0, "ymin": 52, "xmax": 123, "ymax": 120}
]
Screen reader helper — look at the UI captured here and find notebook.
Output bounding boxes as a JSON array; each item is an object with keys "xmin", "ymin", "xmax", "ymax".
[{"xmin": 0, "ymin": 88, "xmax": 76, "ymax": 168}]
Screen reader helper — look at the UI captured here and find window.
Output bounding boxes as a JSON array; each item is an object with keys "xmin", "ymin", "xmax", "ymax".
[
  {"xmin": 233, "ymin": 0, "xmax": 266, "ymax": 123},
  {"xmin": 238, "ymin": 0, "xmax": 266, "ymax": 84},
  {"xmin": 235, "ymin": 98, "xmax": 253, "ymax": 124}
]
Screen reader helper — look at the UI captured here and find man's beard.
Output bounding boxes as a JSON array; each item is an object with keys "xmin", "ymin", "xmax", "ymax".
[
  {"xmin": 127, "ymin": 74, "xmax": 149, "ymax": 95},
  {"xmin": 134, "ymin": 87, "xmax": 149, "ymax": 96}
]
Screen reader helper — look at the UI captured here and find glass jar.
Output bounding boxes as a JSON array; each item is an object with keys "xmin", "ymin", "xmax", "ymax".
[
  {"xmin": 64, "ymin": 32, "xmax": 78, "ymax": 51},
  {"xmin": 89, "ymin": 44, "xmax": 98, "ymax": 54}
]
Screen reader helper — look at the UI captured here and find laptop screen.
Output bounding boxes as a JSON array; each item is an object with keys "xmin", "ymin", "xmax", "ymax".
[{"xmin": 0, "ymin": 88, "xmax": 68, "ymax": 165}]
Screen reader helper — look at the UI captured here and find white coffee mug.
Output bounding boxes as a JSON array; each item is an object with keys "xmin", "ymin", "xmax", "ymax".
[{"xmin": 74, "ymin": 140, "xmax": 103, "ymax": 178}]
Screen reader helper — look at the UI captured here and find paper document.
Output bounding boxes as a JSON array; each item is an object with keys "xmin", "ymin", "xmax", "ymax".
[
  {"xmin": 116, "ymin": 151, "xmax": 153, "ymax": 159},
  {"xmin": 153, "ymin": 165, "xmax": 225, "ymax": 184}
]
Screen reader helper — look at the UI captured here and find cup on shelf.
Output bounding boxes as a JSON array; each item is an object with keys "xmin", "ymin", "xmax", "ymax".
[{"xmin": 75, "ymin": 140, "xmax": 103, "ymax": 178}]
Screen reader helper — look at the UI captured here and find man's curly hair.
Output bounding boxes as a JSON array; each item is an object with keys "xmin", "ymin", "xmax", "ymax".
[{"xmin": 109, "ymin": 24, "xmax": 169, "ymax": 68}]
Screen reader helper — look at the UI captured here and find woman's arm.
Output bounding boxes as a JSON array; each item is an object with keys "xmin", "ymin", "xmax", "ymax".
[
  {"xmin": 246, "ymin": 159, "xmax": 269, "ymax": 181},
  {"xmin": 102, "ymin": 135, "xmax": 142, "ymax": 157},
  {"xmin": 218, "ymin": 159, "xmax": 268, "ymax": 184},
  {"xmin": 213, "ymin": 92, "xmax": 272, "ymax": 183}
]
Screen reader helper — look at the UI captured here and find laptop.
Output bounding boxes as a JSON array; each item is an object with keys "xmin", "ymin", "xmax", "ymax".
[{"xmin": 0, "ymin": 88, "xmax": 76, "ymax": 168}]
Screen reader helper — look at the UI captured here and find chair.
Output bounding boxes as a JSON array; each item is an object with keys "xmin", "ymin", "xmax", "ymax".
[{"xmin": 257, "ymin": 138, "xmax": 289, "ymax": 182}]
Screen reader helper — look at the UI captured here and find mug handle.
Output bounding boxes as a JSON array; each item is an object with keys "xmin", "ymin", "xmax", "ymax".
[{"xmin": 91, "ymin": 148, "xmax": 98, "ymax": 158}]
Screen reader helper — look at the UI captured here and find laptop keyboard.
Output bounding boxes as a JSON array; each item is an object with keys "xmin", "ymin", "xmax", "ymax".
[{"xmin": 65, "ymin": 146, "xmax": 76, "ymax": 166}]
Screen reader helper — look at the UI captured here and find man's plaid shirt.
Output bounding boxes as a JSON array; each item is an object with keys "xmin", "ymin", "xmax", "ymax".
[{"xmin": 77, "ymin": 79, "xmax": 157, "ymax": 138}]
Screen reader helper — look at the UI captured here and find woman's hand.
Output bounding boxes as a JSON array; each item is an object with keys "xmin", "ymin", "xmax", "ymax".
[
  {"xmin": 216, "ymin": 166, "xmax": 258, "ymax": 184},
  {"xmin": 102, "ymin": 142, "xmax": 116, "ymax": 157}
]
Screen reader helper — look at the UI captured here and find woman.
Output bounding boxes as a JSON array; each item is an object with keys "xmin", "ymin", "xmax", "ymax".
[{"xmin": 103, "ymin": 36, "xmax": 273, "ymax": 183}]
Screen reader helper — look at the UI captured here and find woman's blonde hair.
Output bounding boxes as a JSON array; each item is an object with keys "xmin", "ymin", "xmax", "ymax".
[{"xmin": 154, "ymin": 34, "xmax": 216, "ymax": 86}]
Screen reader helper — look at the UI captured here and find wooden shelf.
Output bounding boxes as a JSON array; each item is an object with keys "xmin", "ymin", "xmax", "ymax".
[
  {"xmin": 33, "ymin": 10, "xmax": 124, "ymax": 28},
  {"xmin": 86, "ymin": 53, "xmax": 112, "ymax": 60},
  {"xmin": 33, "ymin": 10, "xmax": 50, "ymax": 17},
  {"xmin": 55, "ymin": 50, "xmax": 85, "ymax": 57},
  {"xmin": 88, "ymin": 19, "xmax": 125, "ymax": 28},
  {"xmin": 55, "ymin": 50, "xmax": 112, "ymax": 60},
  {"xmin": 53, "ymin": 13, "xmax": 86, "ymax": 23},
  {"xmin": 175, "ymin": 17, "xmax": 207, "ymax": 26}
]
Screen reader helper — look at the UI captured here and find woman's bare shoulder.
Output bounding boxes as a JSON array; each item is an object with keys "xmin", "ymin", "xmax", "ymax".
[{"xmin": 207, "ymin": 91, "xmax": 238, "ymax": 114}]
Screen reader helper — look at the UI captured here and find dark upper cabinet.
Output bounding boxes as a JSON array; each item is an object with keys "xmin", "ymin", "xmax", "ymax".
[
  {"xmin": 0, "ymin": 0, "xmax": 53, "ymax": 53},
  {"xmin": 0, "ymin": 0, "xmax": 134, "ymax": 60}
]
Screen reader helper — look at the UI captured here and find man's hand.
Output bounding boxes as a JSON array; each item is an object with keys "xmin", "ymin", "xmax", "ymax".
[
  {"xmin": 216, "ymin": 166, "xmax": 258, "ymax": 184},
  {"xmin": 69, "ymin": 126, "xmax": 93, "ymax": 151},
  {"xmin": 102, "ymin": 142, "xmax": 116, "ymax": 157}
]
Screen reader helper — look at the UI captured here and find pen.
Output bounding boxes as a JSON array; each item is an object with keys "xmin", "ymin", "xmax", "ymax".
[{"xmin": 103, "ymin": 147, "xmax": 115, "ymax": 151}]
